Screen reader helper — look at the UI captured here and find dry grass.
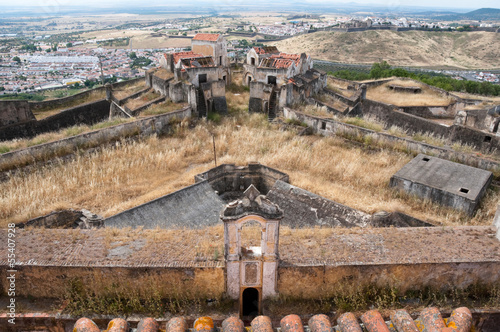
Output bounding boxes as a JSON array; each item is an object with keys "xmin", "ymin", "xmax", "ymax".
[
  {"xmin": 152, "ymin": 67, "xmax": 174, "ymax": 80},
  {"xmin": 326, "ymin": 77, "xmax": 356, "ymax": 98},
  {"xmin": 33, "ymin": 90, "xmax": 106, "ymax": 120},
  {"xmin": 297, "ymin": 104, "xmax": 332, "ymax": 118},
  {"xmin": 0, "ymin": 118, "xmax": 134, "ymax": 154},
  {"xmin": 367, "ymin": 80, "xmax": 455, "ymax": 107},
  {"xmin": 2, "ymin": 112, "xmax": 498, "ymax": 228},
  {"xmin": 113, "ymin": 80, "xmax": 147, "ymax": 100},
  {"xmin": 315, "ymin": 93, "xmax": 349, "ymax": 112},
  {"xmin": 124, "ymin": 90, "xmax": 161, "ymax": 110},
  {"xmin": 140, "ymin": 100, "xmax": 188, "ymax": 117}
]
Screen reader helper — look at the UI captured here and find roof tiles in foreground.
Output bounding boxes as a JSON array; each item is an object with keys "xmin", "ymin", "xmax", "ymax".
[{"xmin": 73, "ymin": 307, "xmax": 473, "ymax": 332}]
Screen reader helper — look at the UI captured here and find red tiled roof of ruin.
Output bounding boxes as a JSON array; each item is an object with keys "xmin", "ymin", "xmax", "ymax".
[
  {"xmin": 72, "ymin": 307, "xmax": 473, "ymax": 332},
  {"xmin": 193, "ymin": 33, "xmax": 220, "ymax": 42},
  {"xmin": 253, "ymin": 46, "xmax": 280, "ymax": 55},
  {"xmin": 258, "ymin": 53, "xmax": 302, "ymax": 69},
  {"xmin": 171, "ymin": 51, "xmax": 204, "ymax": 64}
]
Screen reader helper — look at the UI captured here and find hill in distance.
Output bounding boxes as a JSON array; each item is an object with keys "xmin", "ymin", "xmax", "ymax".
[
  {"xmin": 433, "ymin": 8, "xmax": 500, "ymax": 20},
  {"xmin": 271, "ymin": 30, "xmax": 500, "ymax": 70}
]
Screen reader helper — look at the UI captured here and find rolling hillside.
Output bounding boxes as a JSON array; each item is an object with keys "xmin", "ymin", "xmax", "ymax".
[{"xmin": 271, "ymin": 30, "xmax": 500, "ymax": 69}]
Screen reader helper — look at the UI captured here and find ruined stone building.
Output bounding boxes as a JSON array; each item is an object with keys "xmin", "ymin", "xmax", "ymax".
[
  {"xmin": 243, "ymin": 46, "xmax": 326, "ymax": 118},
  {"xmin": 147, "ymin": 33, "xmax": 230, "ymax": 116}
]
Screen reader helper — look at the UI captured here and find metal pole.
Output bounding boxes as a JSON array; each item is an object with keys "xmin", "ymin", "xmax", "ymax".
[{"xmin": 212, "ymin": 135, "xmax": 217, "ymax": 167}]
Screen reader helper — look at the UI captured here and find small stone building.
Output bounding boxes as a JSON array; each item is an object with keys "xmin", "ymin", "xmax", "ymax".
[
  {"xmin": 390, "ymin": 154, "xmax": 493, "ymax": 215},
  {"xmin": 243, "ymin": 46, "xmax": 326, "ymax": 118},
  {"xmin": 149, "ymin": 33, "xmax": 230, "ymax": 116}
]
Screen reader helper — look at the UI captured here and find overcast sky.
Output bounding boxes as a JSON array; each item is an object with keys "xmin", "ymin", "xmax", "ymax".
[{"xmin": 0, "ymin": 0, "xmax": 498, "ymax": 10}]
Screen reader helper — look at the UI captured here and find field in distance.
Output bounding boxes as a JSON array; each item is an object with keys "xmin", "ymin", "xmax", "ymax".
[{"xmin": 272, "ymin": 30, "xmax": 500, "ymax": 70}]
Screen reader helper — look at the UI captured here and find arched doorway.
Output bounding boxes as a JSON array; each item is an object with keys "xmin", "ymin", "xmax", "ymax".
[{"xmin": 241, "ymin": 287, "xmax": 260, "ymax": 317}]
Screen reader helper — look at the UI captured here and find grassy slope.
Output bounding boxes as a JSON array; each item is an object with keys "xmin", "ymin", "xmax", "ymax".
[{"xmin": 272, "ymin": 30, "xmax": 500, "ymax": 69}]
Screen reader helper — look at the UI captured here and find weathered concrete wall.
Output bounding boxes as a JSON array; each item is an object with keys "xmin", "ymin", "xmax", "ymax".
[
  {"xmin": 151, "ymin": 75, "xmax": 172, "ymax": 97},
  {"xmin": 0, "ymin": 99, "xmax": 110, "ymax": 141},
  {"xmin": 267, "ymin": 181, "xmax": 371, "ymax": 228},
  {"xmin": 283, "ymin": 108, "xmax": 500, "ymax": 174},
  {"xmin": 277, "ymin": 262, "xmax": 500, "ymax": 298},
  {"xmin": 244, "ymin": 64, "xmax": 290, "ymax": 86},
  {"xmin": 192, "ymin": 37, "xmax": 227, "ymax": 67},
  {"xmin": 362, "ymin": 99, "xmax": 500, "ymax": 153},
  {"xmin": 194, "ymin": 163, "xmax": 289, "ymax": 198},
  {"xmin": 0, "ymin": 100, "xmax": 35, "ymax": 127},
  {"xmin": 201, "ymin": 80, "xmax": 227, "ymax": 114},
  {"xmin": 0, "ymin": 265, "xmax": 224, "ymax": 299},
  {"xmin": 361, "ymin": 99, "xmax": 450, "ymax": 138},
  {"xmin": 0, "ymin": 106, "xmax": 192, "ymax": 172},
  {"xmin": 105, "ymin": 181, "xmax": 224, "ymax": 229},
  {"xmin": 29, "ymin": 78, "xmax": 142, "ymax": 112},
  {"xmin": 249, "ymin": 82, "xmax": 273, "ymax": 113}
]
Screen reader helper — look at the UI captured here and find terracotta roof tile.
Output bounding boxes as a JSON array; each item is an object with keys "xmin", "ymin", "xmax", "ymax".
[
  {"xmin": 253, "ymin": 46, "xmax": 280, "ymax": 55},
  {"xmin": 193, "ymin": 33, "xmax": 220, "ymax": 42},
  {"xmin": 171, "ymin": 51, "xmax": 204, "ymax": 64},
  {"xmin": 71, "ymin": 308, "xmax": 473, "ymax": 332}
]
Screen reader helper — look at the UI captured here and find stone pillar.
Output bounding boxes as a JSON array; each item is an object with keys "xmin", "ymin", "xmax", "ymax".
[
  {"xmin": 105, "ymin": 83, "xmax": 113, "ymax": 101},
  {"xmin": 360, "ymin": 84, "xmax": 367, "ymax": 100},
  {"xmin": 494, "ymin": 205, "xmax": 500, "ymax": 241}
]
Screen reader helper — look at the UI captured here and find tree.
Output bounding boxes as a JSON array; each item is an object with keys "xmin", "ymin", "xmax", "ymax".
[
  {"xmin": 66, "ymin": 42, "xmax": 73, "ymax": 48},
  {"xmin": 12, "ymin": 56, "xmax": 20, "ymax": 64},
  {"xmin": 129, "ymin": 52, "xmax": 137, "ymax": 59},
  {"xmin": 370, "ymin": 61, "xmax": 391, "ymax": 79}
]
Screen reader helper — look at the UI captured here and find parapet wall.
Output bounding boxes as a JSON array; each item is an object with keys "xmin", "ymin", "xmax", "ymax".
[
  {"xmin": 194, "ymin": 163, "xmax": 290, "ymax": 196},
  {"xmin": 283, "ymin": 107, "xmax": 500, "ymax": 174},
  {"xmin": 0, "ymin": 106, "xmax": 192, "ymax": 172}
]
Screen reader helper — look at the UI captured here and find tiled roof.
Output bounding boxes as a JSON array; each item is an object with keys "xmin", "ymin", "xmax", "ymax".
[
  {"xmin": 253, "ymin": 46, "xmax": 280, "ymax": 55},
  {"xmin": 193, "ymin": 33, "xmax": 220, "ymax": 42},
  {"xmin": 171, "ymin": 51, "xmax": 204, "ymax": 64},
  {"xmin": 72, "ymin": 307, "xmax": 473, "ymax": 332},
  {"xmin": 180, "ymin": 56, "xmax": 216, "ymax": 68},
  {"xmin": 259, "ymin": 53, "xmax": 302, "ymax": 69}
]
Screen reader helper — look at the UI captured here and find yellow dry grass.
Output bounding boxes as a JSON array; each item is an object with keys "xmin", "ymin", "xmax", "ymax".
[
  {"xmin": 152, "ymin": 68, "xmax": 174, "ymax": 80},
  {"xmin": 140, "ymin": 100, "xmax": 189, "ymax": 116},
  {"xmin": 1, "ymin": 112, "xmax": 498, "ymax": 228},
  {"xmin": 124, "ymin": 90, "xmax": 161, "ymax": 110},
  {"xmin": 112, "ymin": 80, "xmax": 147, "ymax": 100},
  {"xmin": 0, "ymin": 118, "xmax": 134, "ymax": 154},
  {"xmin": 367, "ymin": 80, "xmax": 455, "ymax": 107}
]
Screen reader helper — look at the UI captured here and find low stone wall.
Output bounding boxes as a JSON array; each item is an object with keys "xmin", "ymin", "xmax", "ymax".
[
  {"xmin": 323, "ymin": 88, "xmax": 360, "ymax": 106},
  {"xmin": 0, "ymin": 99, "xmax": 110, "ymax": 141},
  {"xmin": 0, "ymin": 106, "xmax": 192, "ymax": 172},
  {"xmin": 283, "ymin": 108, "xmax": 500, "ymax": 174}
]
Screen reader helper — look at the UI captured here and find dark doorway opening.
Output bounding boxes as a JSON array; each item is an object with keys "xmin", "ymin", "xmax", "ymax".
[
  {"xmin": 220, "ymin": 56, "xmax": 222, "ymax": 66},
  {"xmin": 241, "ymin": 288, "xmax": 259, "ymax": 317},
  {"xmin": 267, "ymin": 76, "xmax": 277, "ymax": 85},
  {"xmin": 251, "ymin": 57, "xmax": 255, "ymax": 66},
  {"xmin": 248, "ymin": 76, "xmax": 252, "ymax": 85},
  {"xmin": 199, "ymin": 74, "xmax": 207, "ymax": 85}
]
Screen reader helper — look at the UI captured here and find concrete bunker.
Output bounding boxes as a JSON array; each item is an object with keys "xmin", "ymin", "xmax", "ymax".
[{"xmin": 390, "ymin": 154, "xmax": 493, "ymax": 216}]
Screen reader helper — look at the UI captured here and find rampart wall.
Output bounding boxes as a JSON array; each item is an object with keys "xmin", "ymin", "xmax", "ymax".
[
  {"xmin": 283, "ymin": 107, "xmax": 500, "ymax": 174},
  {"xmin": 0, "ymin": 99, "xmax": 110, "ymax": 141}
]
